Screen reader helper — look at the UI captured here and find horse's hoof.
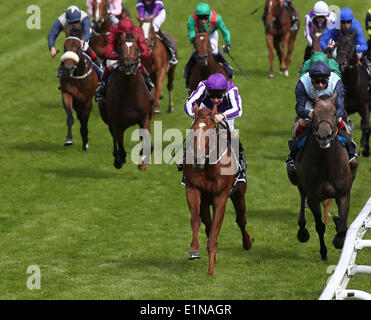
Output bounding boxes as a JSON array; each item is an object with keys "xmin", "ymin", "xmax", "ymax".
[
  {"xmin": 188, "ymin": 250, "xmax": 201, "ymax": 260},
  {"xmin": 82, "ymin": 143, "xmax": 89, "ymax": 151},
  {"xmin": 138, "ymin": 164, "xmax": 148, "ymax": 171},
  {"xmin": 284, "ymin": 70, "xmax": 289, "ymax": 77},
  {"xmin": 167, "ymin": 107, "xmax": 174, "ymax": 113},
  {"xmin": 268, "ymin": 73, "xmax": 275, "ymax": 78},
  {"xmin": 361, "ymin": 149, "xmax": 370, "ymax": 157},
  {"xmin": 297, "ymin": 228, "xmax": 310, "ymax": 243},
  {"xmin": 243, "ymin": 237, "xmax": 254, "ymax": 250},
  {"xmin": 64, "ymin": 139, "xmax": 73, "ymax": 146},
  {"xmin": 333, "ymin": 234, "xmax": 345, "ymax": 249},
  {"xmin": 114, "ymin": 159, "xmax": 123, "ymax": 169}
]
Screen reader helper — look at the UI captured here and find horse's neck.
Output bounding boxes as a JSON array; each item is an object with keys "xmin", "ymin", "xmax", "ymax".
[
  {"xmin": 115, "ymin": 69, "xmax": 141, "ymax": 90},
  {"xmin": 76, "ymin": 53, "xmax": 91, "ymax": 74}
]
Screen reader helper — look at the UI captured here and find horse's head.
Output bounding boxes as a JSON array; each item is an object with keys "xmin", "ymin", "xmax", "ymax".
[
  {"xmin": 118, "ymin": 33, "xmax": 140, "ymax": 75},
  {"xmin": 312, "ymin": 91, "xmax": 338, "ymax": 149},
  {"xmin": 60, "ymin": 37, "xmax": 82, "ymax": 77},
  {"xmin": 92, "ymin": 0, "xmax": 109, "ymax": 29},
  {"xmin": 188, "ymin": 105, "xmax": 218, "ymax": 170},
  {"xmin": 265, "ymin": 0, "xmax": 280, "ymax": 29},
  {"xmin": 311, "ymin": 24, "xmax": 325, "ymax": 53},
  {"xmin": 193, "ymin": 29, "xmax": 212, "ymax": 67},
  {"xmin": 336, "ymin": 29, "xmax": 357, "ymax": 73},
  {"xmin": 138, "ymin": 16, "xmax": 156, "ymax": 49}
]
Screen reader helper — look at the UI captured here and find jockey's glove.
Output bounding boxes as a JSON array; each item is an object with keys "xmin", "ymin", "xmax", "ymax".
[{"xmin": 223, "ymin": 44, "xmax": 231, "ymax": 54}]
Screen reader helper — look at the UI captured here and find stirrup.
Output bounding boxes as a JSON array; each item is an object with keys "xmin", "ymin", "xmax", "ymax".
[
  {"xmin": 236, "ymin": 171, "xmax": 246, "ymax": 183},
  {"xmin": 169, "ymin": 56, "xmax": 178, "ymax": 65}
]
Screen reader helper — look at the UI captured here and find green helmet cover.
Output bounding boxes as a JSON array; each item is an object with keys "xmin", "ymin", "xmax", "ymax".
[{"xmin": 195, "ymin": 3, "xmax": 211, "ymax": 16}]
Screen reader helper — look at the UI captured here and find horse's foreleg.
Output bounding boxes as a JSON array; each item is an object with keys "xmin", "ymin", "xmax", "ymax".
[
  {"xmin": 230, "ymin": 184, "xmax": 254, "ymax": 250},
  {"xmin": 186, "ymin": 187, "xmax": 202, "ymax": 260},
  {"xmin": 265, "ymin": 34, "xmax": 275, "ymax": 77},
  {"xmin": 62, "ymin": 93, "xmax": 74, "ymax": 146},
  {"xmin": 285, "ymin": 31, "xmax": 298, "ymax": 75},
  {"xmin": 167, "ymin": 65, "xmax": 175, "ymax": 113},
  {"xmin": 307, "ymin": 198, "xmax": 327, "ymax": 260},
  {"xmin": 207, "ymin": 194, "xmax": 229, "ymax": 275},
  {"xmin": 111, "ymin": 127, "xmax": 126, "ymax": 169},
  {"xmin": 138, "ymin": 115, "xmax": 152, "ymax": 171},
  {"xmin": 76, "ymin": 100, "xmax": 92, "ymax": 151},
  {"xmin": 359, "ymin": 105, "xmax": 370, "ymax": 157},
  {"xmin": 153, "ymin": 68, "xmax": 166, "ymax": 114},
  {"xmin": 333, "ymin": 193, "xmax": 350, "ymax": 249},
  {"xmin": 279, "ymin": 33, "xmax": 291, "ymax": 75},
  {"xmin": 297, "ymin": 187, "xmax": 310, "ymax": 243}
]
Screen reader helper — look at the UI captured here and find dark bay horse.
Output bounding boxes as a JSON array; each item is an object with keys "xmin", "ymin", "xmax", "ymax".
[
  {"xmin": 336, "ymin": 29, "xmax": 370, "ymax": 157},
  {"xmin": 98, "ymin": 33, "xmax": 153, "ymax": 171},
  {"xmin": 188, "ymin": 30, "xmax": 228, "ymax": 93},
  {"xmin": 288, "ymin": 92, "xmax": 358, "ymax": 260},
  {"xmin": 183, "ymin": 106, "xmax": 254, "ymax": 275},
  {"xmin": 59, "ymin": 37, "xmax": 98, "ymax": 150},
  {"xmin": 138, "ymin": 17, "xmax": 176, "ymax": 114},
  {"xmin": 264, "ymin": 0, "xmax": 299, "ymax": 78},
  {"xmin": 89, "ymin": 0, "xmax": 112, "ymax": 61}
]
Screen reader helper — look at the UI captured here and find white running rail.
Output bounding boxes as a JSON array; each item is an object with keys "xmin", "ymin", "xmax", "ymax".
[{"xmin": 319, "ymin": 196, "xmax": 371, "ymax": 300}]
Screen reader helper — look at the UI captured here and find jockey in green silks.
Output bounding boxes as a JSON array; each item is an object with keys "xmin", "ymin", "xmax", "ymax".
[{"xmin": 184, "ymin": 3, "xmax": 233, "ymax": 90}]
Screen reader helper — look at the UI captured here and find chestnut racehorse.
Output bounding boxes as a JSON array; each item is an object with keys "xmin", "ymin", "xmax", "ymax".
[
  {"xmin": 98, "ymin": 33, "xmax": 153, "ymax": 170},
  {"xmin": 59, "ymin": 37, "xmax": 98, "ymax": 150},
  {"xmin": 288, "ymin": 92, "xmax": 358, "ymax": 260},
  {"xmin": 264, "ymin": 0, "xmax": 299, "ymax": 77},
  {"xmin": 138, "ymin": 17, "xmax": 177, "ymax": 114},
  {"xmin": 184, "ymin": 106, "xmax": 254, "ymax": 275},
  {"xmin": 188, "ymin": 30, "xmax": 228, "ymax": 93}
]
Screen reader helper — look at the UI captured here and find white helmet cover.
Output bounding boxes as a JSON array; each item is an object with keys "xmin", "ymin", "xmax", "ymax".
[{"xmin": 313, "ymin": 1, "xmax": 329, "ymax": 16}]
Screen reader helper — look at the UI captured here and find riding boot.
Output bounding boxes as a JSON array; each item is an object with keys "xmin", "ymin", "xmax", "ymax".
[
  {"xmin": 236, "ymin": 140, "xmax": 247, "ymax": 182},
  {"xmin": 214, "ymin": 52, "xmax": 234, "ymax": 79},
  {"xmin": 361, "ymin": 55, "xmax": 371, "ymax": 87},
  {"xmin": 140, "ymin": 65, "xmax": 155, "ymax": 91},
  {"xmin": 183, "ymin": 52, "xmax": 197, "ymax": 91},
  {"xmin": 158, "ymin": 31, "xmax": 178, "ymax": 65},
  {"xmin": 285, "ymin": 1, "xmax": 298, "ymax": 30},
  {"xmin": 95, "ymin": 68, "xmax": 110, "ymax": 102}
]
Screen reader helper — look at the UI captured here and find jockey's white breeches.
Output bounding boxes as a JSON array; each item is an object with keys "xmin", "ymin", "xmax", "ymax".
[
  {"xmin": 144, "ymin": 9, "xmax": 166, "ymax": 32},
  {"xmin": 210, "ymin": 31, "xmax": 219, "ymax": 55}
]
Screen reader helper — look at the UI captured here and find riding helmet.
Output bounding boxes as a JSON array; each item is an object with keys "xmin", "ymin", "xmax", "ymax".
[
  {"xmin": 309, "ymin": 61, "xmax": 331, "ymax": 79},
  {"xmin": 205, "ymin": 73, "xmax": 228, "ymax": 91},
  {"xmin": 195, "ymin": 3, "xmax": 211, "ymax": 16},
  {"xmin": 117, "ymin": 18, "xmax": 135, "ymax": 33},
  {"xmin": 66, "ymin": 6, "xmax": 81, "ymax": 24},
  {"xmin": 313, "ymin": 1, "xmax": 329, "ymax": 16},
  {"xmin": 340, "ymin": 8, "xmax": 354, "ymax": 21}
]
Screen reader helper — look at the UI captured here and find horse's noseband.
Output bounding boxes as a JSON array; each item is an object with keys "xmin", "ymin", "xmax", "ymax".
[{"xmin": 313, "ymin": 115, "xmax": 337, "ymax": 148}]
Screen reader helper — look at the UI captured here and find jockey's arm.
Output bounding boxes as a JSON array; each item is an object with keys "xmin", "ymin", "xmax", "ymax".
[
  {"xmin": 319, "ymin": 27, "xmax": 335, "ymax": 52},
  {"xmin": 304, "ymin": 14, "xmax": 312, "ymax": 46},
  {"xmin": 152, "ymin": 1, "xmax": 164, "ymax": 17},
  {"xmin": 86, "ymin": 0, "xmax": 93, "ymax": 16},
  {"xmin": 222, "ymin": 88, "xmax": 242, "ymax": 119},
  {"xmin": 215, "ymin": 15, "xmax": 231, "ymax": 46},
  {"xmin": 104, "ymin": 27, "xmax": 119, "ymax": 59},
  {"xmin": 295, "ymin": 80, "xmax": 311, "ymax": 119},
  {"xmin": 81, "ymin": 15, "xmax": 92, "ymax": 42},
  {"xmin": 109, "ymin": 0, "xmax": 122, "ymax": 16},
  {"xmin": 48, "ymin": 19, "xmax": 64, "ymax": 56},
  {"xmin": 136, "ymin": 1, "xmax": 146, "ymax": 19},
  {"xmin": 352, "ymin": 20, "xmax": 368, "ymax": 53},
  {"xmin": 184, "ymin": 82, "xmax": 207, "ymax": 117},
  {"xmin": 187, "ymin": 16, "xmax": 197, "ymax": 43},
  {"xmin": 334, "ymin": 80, "xmax": 346, "ymax": 121}
]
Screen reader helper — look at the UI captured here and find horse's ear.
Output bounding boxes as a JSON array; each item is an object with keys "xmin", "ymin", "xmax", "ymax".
[
  {"xmin": 193, "ymin": 104, "xmax": 199, "ymax": 117},
  {"xmin": 312, "ymin": 90, "xmax": 320, "ymax": 103},
  {"xmin": 330, "ymin": 90, "xmax": 337, "ymax": 104}
]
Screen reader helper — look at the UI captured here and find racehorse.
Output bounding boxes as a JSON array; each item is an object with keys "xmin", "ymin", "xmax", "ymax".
[
  {"xmin": 183, "ymin": 105, "xmax": 254, "ymax": 275},
  {"xmin": 288, "ymin": 92, "xmax": 358, "ymax": 260},
  {"xmin": 138, "ymin": 16, "xmax": 176, "ymax": 114},
  {"xmin": 98, "ymin": 33, "xmax": 153, "ymax": 171},
  {"xmin": 59, "ymin": 37, "xmax": 98, "ymax": 151},
  {"xmin": 89, "ymin": 0, "xmax": 131, "ymax": 61},
  {"xmin": 89, "ymin": 0, "xmax": 112, "ymax": 61},
  {"xmin": 264, "ymin": 0, "xmax": 299, "ymax": 78},
  {"xmin": 188, "ymin": 30, "xmax": 228, "ymax": 93},
  {"xmin": 336, "ymin": 29, "xmax": 370, "ymax": 157}
]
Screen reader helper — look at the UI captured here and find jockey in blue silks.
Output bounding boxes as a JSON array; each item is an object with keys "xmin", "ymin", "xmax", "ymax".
[
  {"xmin": 48, "ymin": 6, "xmax": 103, "ymax": 78},
  {"xmin": 178, "ymin": 73, "xmax": 246, "ymax": 183},
  {"xmin": 286, "ymin": 61, "xmax": 357, "ymax": 170},
  {"xmin": 320, "ymin": 7, "xmax": 371, "ymax": 79}
]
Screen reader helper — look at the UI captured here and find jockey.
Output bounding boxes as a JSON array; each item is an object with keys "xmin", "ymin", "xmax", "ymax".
[
  {"xmin": 86, "ymin": 0, "xmax": 122, "ymax": 25},
  {"xmin": 299, "ymin": 51, "xmax": 341, "ymax": 78},
  {"xmin": 286, "ymin": 61, "xmax": 357, "ymax": 170},
  {"xmin": 136, "ymin": 0, "xmax": 178, "ymax": 65},
  {"xmin": 303, "ymin": 1, "xmax": 336, "ymax": 61},
  {"xmin": 180, "ymin": 73, "xmax": 247, "ymax": 183},
  {"xmin": 184, "ymin": 3, "xmax": 233, "ymax": 90},
  {"xmin": 320, "ymin": 7, "xmax": 371, "ymax": 79},
  {"xmin": 48, "ymin": 6, "xmax": 103, "ymax": 78},
  {"xmin": 95, "ymin": 18, "xmax": 153, "ymax": 102},
  {"xmin": 262, "ymin": 1, "xmax": 299, "ymax": 31}
]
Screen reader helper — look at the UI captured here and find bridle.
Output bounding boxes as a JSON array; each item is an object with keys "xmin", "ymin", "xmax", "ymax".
[
  {"xmin": 91, "ymin": 0, "xmax": 111, "ymax": 36},
  {"xmin": 194, "ymin": 32, "xmax": 212, "ymax": 66},
  {"xmin": 312, "ymin": 108, "xmax": 338, "ymax": 148}
]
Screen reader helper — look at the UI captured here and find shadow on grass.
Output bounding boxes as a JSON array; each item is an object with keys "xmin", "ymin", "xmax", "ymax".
[
  {"xmin": 10, "ymin": 141, "xmax": 63, "ymax": 152},
  {"xmin": 39, "ymin": 167, "xmax": 126, "ymax": 180}
]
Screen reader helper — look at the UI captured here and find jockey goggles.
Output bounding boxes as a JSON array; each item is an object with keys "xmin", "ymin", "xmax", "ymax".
[
  {"xmin": 208, "ymin": 90, "xmax": 225, "ymax": 99},
  {"xmin": 312, "ymin": 78, "xmax": 328, "ymax": 85},
  {"xmin": 197, "ymin": 15, "xmax": 209, "ymax": 21},
  {"xmin": 341, "ymin": 20, "xmax": 352, "ymax": 24}
]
